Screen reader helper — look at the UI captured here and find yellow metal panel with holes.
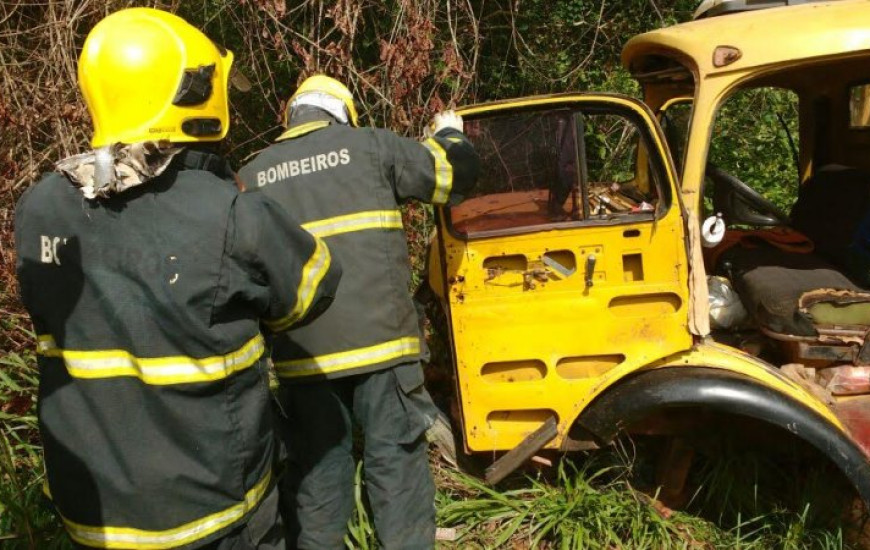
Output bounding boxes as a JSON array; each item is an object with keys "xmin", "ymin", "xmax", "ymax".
[{"xmin": 443, "ymin": 206, "xmax": 692, "ymax": 451}]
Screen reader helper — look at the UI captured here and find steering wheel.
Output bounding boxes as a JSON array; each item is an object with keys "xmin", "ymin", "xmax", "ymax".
[{"xmin": 707, "ymin": 164, "xmax": 790, "ymax": 226}]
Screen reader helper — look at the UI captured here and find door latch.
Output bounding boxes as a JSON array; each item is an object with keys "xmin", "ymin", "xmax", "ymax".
[{"xmin": 585, "ymin": 254, "xmax": 596, "ymax": 288}]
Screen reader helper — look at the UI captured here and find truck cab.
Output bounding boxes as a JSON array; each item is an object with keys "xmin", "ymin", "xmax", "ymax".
[{"xmin": 428, "ymin": 0, "xmax": 870, "ymax": 505}]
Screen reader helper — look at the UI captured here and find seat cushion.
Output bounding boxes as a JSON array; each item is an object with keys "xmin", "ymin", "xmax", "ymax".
[
  {"xmin": 800, "ymin": 289, "xmax": 870, "ymax": 327},
  {"xmin": 718, "ymin": 244, "xmax": 863, "ymax": 336}
]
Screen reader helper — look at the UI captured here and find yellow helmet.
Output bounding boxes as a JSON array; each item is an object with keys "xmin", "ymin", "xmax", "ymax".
[
  {"xmin": 78, "ymin": 8, "xmax": 233, "ymax": 148},
  {"xmin": 284, "ymin": 74, "xmax": 360, "ymax": 127}
]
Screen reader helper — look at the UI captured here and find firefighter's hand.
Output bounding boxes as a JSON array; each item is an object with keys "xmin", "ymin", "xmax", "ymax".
[{"xmin": 426, "ymin": 110, "xmax": 463, "ymax": 137}]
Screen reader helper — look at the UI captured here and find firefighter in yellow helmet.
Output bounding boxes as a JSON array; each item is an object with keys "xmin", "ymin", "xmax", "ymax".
[
  {"xmin": 15, "ymin": 9, "xmax": 340, "ymax": 549},
  {"xmin": 239, "ymin": 75, "xmax": 479, "ymax": 549}
]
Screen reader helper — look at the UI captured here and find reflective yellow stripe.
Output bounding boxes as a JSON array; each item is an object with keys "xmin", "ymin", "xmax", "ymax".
[
  {"xmin": 301, "ymin": 210, "xmax": 403, "ymax": 238},
  {"xmin": 36, "ymin": 334, "xmax": 264, "ymax": 385},
  {"xmin": 275, "ymin": 120, "xmax": 330, "ymax": 142},
  {"xmin": 275, "ymin": 336, "xmax": 421, "ymax": 378},
  {"xmin": 421, "ymin": 138, "xmax": 453, "ymax": 205},
  {"xmin": 264, "ymin": 237, "xmax": 332, "ymax": 333},
  {"xmin": 63, "ymin": 470, "xmax": 271, "ymax": 549},
  {"xmin": 37, "ymin": 334, "xmax": 56, "ymax": 354}
]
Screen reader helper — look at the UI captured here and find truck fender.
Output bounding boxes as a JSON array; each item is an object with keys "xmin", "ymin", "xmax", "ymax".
[{"xmin": 576, "ymin": 366, "xmax": 870, "ymax": 505}]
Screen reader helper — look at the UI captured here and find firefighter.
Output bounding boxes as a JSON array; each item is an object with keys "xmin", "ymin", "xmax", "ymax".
[
  {"xmin": 14, "ymin": 9, "xmax": 341, "ymax": 550},
  {"xmin": 238, "ymin": 75, "xmax": 479, "ymax": 549}
]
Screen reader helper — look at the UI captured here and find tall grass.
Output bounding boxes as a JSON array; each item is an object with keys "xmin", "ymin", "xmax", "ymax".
[
  {"xmin": 345, "ymin": 460, "xmax": 377, "ymax": 550},
  {"xmin": 0, "ymin": 365, "xmax": 859, "ymax": 550},
  {"xmin": 431, "ymin": 450, "xmax": 853, "ymax": 550},
  {"xmin": 0, "ymin": 338, "xmax": 71, "ymax": 549}
]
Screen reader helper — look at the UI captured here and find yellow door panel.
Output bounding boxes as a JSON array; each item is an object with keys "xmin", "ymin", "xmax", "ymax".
[
  {"xmin": 446, "ymin": 209, "xmax": 690, "ymax": 450},
  {"xmin": 439, "ymin": 94, "xmax": 691, "ymax": 452}
]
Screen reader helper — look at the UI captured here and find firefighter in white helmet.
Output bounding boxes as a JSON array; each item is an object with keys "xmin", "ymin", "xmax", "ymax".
[
  {"xmin": 15, "ymin": 9, "xmax": 340, "ymax": 549},
  {"xmin": 239, "ymin": 75, "xmax": 479, "ymax": 549}
]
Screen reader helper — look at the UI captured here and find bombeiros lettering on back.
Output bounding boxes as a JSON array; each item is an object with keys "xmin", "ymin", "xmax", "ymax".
[
  {"xmin": 40, "ymin": 235, "xmax": 67, "ymax": 266},
  {"xmin": 257, "ymin": 148, "xmax": 351, "ymax": 187}
]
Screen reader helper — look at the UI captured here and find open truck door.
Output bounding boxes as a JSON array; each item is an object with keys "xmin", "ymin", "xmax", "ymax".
[
  {"xmin": 427, "ymin": 93, "xmax": 870, "ymax": 502},
  {"xmin": 429, "ymin": 94, "xmax": 691, "ymax": 453}
]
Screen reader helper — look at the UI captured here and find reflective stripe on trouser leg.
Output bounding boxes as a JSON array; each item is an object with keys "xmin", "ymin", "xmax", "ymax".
[
  {"xmin": 196, "ymin": 486, "xmax": 286, "ymax": 550},
  {"xmin": 353, "ymin": 364, "xmax": 436, "ymax": 550},
  {"xmin": 278, "ymin": 380, "xmax": 355, "ymax": 550}
]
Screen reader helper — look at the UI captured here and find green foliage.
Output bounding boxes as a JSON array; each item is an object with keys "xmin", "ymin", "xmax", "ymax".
[
  {"xmin": 471, "ymin": 0, "xmax": 697, "ymax": 100},
  {"xmin": 707, "ymin": 87, "xmax": 801, "ymax": 213},
  {"xmin": 684, "ymin": 434, "xmax": 855, "ymax": 547},
  {"xmin": 584, "ymin": 113, "xmax": 641, "ymax": 184},
  {"xmin": 436, "ymin": 462, "xmax": 691, "ymax": 549}
]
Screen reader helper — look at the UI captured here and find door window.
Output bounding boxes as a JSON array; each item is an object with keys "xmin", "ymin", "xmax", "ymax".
[
  {"xmin": 660, "ymin": 99, "xmax": 693, "ymax": 176},
  {"xmin": 450, "ymin": 104, "xmax": 669, "ymax": 237}
]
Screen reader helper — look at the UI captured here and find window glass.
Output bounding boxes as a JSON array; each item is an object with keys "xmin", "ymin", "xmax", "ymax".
[
  {"xmin": 660, "ymin": 101, "xmax": 692, "ymax": 176},
  {"xmin": 850, "ymin": 84, "xmax": 870, "ymax": 128},
  {"xmin": 585, "ymin": 113, "xmax": 639, "ymax": 184},
  {"xmin": 451, "ymin": 106, "xmax": 662, "ymax": 236}
]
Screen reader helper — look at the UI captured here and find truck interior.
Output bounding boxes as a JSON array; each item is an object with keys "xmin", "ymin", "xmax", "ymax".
[{"xmin": 690, "ymin": 59, "xmax": 870, "ymax": 406}]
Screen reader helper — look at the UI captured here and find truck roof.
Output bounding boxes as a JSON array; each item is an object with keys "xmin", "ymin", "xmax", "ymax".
[
  {"xmin": 694, "ymin": 0, "xmax": 834, "ymax": 20},
  {"xmin": 623, "ymin": 0, "xmax": 870, "ymax": 82}
]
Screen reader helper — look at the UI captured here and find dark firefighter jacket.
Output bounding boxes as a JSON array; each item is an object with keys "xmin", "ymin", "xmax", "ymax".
[
  {"xmin": 14, "ymin": 150, "xmax": 341, "ymax": 549},
  {"xmin": 238, "ymin": 110, "xmax": 478, "ymax": 382}
]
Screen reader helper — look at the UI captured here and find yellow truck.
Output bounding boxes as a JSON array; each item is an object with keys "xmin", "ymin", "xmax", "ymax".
[{"xmin": 427, "ymin": 0, "xmax": 870, "ymax": 505}]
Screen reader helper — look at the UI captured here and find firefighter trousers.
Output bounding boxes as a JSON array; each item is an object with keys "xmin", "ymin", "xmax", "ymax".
[{"xmin": 278, "ymin": 362, "xmax": 437, "ymax": 550}]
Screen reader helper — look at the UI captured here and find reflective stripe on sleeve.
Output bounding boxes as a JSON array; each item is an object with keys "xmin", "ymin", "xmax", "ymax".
[
  {"xmin": 63, "ymin": 470, "xmax": 271, "ymax": 550},
  {"xmin": 274, "ymin": 336, "xmax": 421, "ymax": 378},
  {"xmin": 37, "ymin": 334, "xmax": 56, "ymax": 354},
  {"xmin": 301, "ymin": 210, "xmax": 403, "ymax": 238},
  {"xmin": 421, "ymin": 138, "xmax": 453, "ymax": 205},
  {"xmin": 264, "ymin": 237, "xmax": 332, "ymax": 333},
  {"xmin": 36, "ymin": 334, "xmax": 264, "ymax": 385}
]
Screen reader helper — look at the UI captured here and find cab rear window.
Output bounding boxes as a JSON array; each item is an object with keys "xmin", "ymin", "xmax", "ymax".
[{"xmin": 850, "ymin": 84, "xmax": 870, "ymax": 128}]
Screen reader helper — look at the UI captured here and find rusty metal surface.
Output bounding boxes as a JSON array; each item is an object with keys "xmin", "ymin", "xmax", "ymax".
[
  {"xmin": 781, "ymin": 363, "xmax": 834, "ymax": 405},
  {"xmin": 858, "ymin": 338, "xmax": 870, "ymax": 365},
  {"xmin": 763, "ymin": 325, "xmax": 866, "ymax": 345},
  {"xmin": 836, "ymin": 396, "xmax": 870, "ymax": 457},
  {"xmin": 656, "ymin": 437, "xmax": 696, "ymax": 508},
  {"xmin": 484, "ymin": 416, "xmax": 559, "ymax": 485},
  {"xmin": 800, "ymin": 288, "xmax": 870, "ymax": 309},
  {"xmin": 820, "ymin": 366, "xmax": 870, "ymax": 396},
  {"xmin": 797, "ymin": 341, "xmax": 856, "ymax": 364}
]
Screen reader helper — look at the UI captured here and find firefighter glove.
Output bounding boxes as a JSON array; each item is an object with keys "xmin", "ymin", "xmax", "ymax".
[{"xmin": 426, "ymin": 110, "xmax": 463, "ymax": 137}]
